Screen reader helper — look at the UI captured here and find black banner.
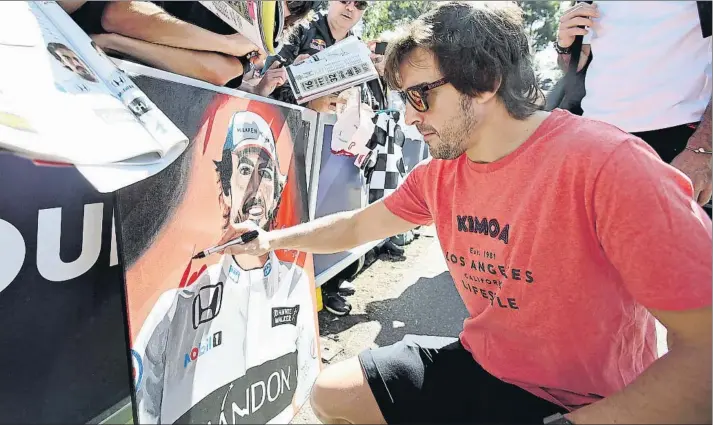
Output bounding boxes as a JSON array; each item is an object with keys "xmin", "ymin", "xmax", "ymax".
[{"xmin": 0, "ymin": 154, "xmax": 130, "ymax": 423}]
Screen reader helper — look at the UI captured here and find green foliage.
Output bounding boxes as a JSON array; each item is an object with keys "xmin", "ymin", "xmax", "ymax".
[
  {"xmin": 516, "ymin": 1, "xmax": 563, "ymax": 52},
  {"xmin": 361, "ymin": 1, "xmax": 435, "ymax": 40},
  {"xmin": 361, "ymin": 1, "xmax": 562, "ymax": 52}
]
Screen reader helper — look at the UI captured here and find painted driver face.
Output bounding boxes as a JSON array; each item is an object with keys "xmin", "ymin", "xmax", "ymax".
[
  {"xmin": 230, "ymin": 146, "xmax": 277, "ymax": 229},
  {"xmin": 221, "ymin": 111, "xmax": 283, "ymax": 231}
]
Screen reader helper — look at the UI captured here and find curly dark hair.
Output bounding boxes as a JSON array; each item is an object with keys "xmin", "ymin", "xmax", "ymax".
[{"xmin": 383, "ymin": 2, "xmax": 542, "ymax": 120}]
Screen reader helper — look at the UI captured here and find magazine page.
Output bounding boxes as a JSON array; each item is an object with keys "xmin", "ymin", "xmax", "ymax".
[
  {"xmin": 0, "ymin": 2, "xmax": 168, "ymax": 165},
  {"xmin": 35, "ymin": 1, "xmax": 188, "ymax": 157},
  {"xmin": 286, "ymin": 36, "xmax": 378, "ymax": 104},
  {"xmin": 199, "ymin": 1, "xmax": 284, "ymax": 55}
]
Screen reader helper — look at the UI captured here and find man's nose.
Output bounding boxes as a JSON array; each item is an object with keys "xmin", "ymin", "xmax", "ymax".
[
  {"xmin": 239, "ymin": 167, "xmax": 263, "ymax": 207},
  {"xmin": 345, "ymin": 1, "xmax": 356, "ymax": 12},
  {"xmin": 404, "ymin": 102, "xmax": 422, "ymax": 127}
]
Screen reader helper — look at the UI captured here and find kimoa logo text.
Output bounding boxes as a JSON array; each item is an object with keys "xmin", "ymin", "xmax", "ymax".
[{"xmin": 456, "ymin": 215, "xmax": 510, "ymax": 245}]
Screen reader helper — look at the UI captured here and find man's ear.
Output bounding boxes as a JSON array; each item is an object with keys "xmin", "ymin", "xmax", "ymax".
[{"xmin": 474, "ymin": 77, "xmax": 501, "ymax": 105}]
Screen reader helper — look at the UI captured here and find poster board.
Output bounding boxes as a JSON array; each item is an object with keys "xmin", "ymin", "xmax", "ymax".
[
  {"xmin": 309, "ymin": 114, "xmax": 382, "ymax": 285},
  {"xmin": 115, "ymin": 72, "xmax": 321, "ymax": 424}
]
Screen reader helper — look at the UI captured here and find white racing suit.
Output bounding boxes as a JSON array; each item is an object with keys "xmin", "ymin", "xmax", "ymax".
[{"xmin": 133, "ymin": 252, "xmax": 319, "ymax": 424}]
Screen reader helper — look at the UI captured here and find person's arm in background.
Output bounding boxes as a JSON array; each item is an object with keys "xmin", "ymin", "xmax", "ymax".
[
  {"xmin": 556, "ymin": 2, "xmax": 597, "ymax": 71},
  {"xmin": 92, "ymin": 33, "xmax": 244, "ymax": 87},
  {"xmin": 672, "ymin": 98, "xmax": 713, "ymax": 206},
  {"xmin": 97, "ymin": 1, "xmax": 261, "ymax": 59}
]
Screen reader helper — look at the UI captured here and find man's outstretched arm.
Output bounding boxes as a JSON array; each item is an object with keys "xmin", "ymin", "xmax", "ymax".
[{"xmin": 220, "ymin": 201, "xmax": 419, "ymax": 256}]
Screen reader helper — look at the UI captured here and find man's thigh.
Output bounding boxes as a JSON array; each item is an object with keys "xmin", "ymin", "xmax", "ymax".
[{"xmin": 358, "ymin": 339, "xmax": 566, "ymax": 424}]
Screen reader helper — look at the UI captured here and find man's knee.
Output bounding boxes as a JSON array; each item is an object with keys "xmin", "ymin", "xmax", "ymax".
[
  {"xmin": 310, "ymin": 361, "xmax": 353, "ymax": 419},
  {"xmin": 310, "ymin": 356, "xmax": 385, "ymax": 424}
]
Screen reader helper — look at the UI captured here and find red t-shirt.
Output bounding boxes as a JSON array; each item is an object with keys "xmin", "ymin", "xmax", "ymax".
[{"xmin": 383, "ymin": 109, "xmax": 712, "ymax": 409}]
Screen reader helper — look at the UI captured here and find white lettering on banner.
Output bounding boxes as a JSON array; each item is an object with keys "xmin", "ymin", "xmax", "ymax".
[
  {"xmin": 0, "ymin": 202, "xmax": 119, "ymax": 291},
  {"xmin": 37, "ymin": 204, "xmax": 103, "ymax": 282},
  {"xmin": 212, "ymin": 367, "xmax": 294, "ymax": 424},
  {"xmin": 0, "ymin": 220, "xmax": 26, "ymax": 292}
]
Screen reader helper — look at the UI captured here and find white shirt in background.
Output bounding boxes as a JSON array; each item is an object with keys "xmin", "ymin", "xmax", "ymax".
[{"xmin": 581, "ymin": 1, "xmax": 712, "ymax": 133}]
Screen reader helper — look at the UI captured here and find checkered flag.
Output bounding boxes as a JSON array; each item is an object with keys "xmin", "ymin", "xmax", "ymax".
[{"xmin": 362, "ymin": 112, "xmax": 407, "ymax": 204}]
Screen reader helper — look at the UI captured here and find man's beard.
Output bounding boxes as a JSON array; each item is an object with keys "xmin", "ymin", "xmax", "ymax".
[{"xmin": 423, "ymin": 96, "xmax": 476, "ymax": 160}]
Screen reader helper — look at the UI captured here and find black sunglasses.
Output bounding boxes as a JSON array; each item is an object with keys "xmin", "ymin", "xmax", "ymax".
[
  {"xmin": 399, "ymin": 78, "xmax": 449, "ymax": 113},
  {"xmin": 339, "ymin": 1, "xmax": 368, "ymax": 11}
]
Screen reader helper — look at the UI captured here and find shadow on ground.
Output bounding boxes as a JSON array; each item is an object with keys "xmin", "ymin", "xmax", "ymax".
[{"xmin": 320, "ymin": 271, "xmax": 468, "ymax": 347}]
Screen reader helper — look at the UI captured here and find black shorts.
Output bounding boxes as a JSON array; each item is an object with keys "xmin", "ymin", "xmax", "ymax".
[{"xmin": 358, "ymin": 339, "xmax": 567, "ymax": 424}]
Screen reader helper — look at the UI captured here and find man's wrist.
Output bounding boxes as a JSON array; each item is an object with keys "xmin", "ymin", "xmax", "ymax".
[
  {"xmin": 266, "ymin": 230, "xmax": 285, "ymax": 252},
  {"xmin": 554, "ymin": 40, "xmax": 573, "ymax": 55},
  {"xmin": 687, "ymin": 132, "xmax": 712, "ymax": 151}
]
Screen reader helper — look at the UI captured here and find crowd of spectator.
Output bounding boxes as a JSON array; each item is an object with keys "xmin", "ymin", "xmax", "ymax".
[{"xmin": 58, "ymin": 0, "xmax": 712, "ymax": 320}]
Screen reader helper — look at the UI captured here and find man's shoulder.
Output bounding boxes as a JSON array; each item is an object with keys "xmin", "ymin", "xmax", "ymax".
[{"xmin": 546, "ymin": 109, "xmax": 647, "ymax": 161}]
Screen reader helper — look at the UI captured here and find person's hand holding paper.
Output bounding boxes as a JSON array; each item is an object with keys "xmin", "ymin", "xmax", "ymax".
[{"xmin": 254, "ymin": 60, "xmax": 287, "ymax": 97}]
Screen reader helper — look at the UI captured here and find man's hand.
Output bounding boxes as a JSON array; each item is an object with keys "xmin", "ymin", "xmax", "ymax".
[
  {"xmin": 216, "ymin": 221, "xmax": 273, "ymax": 257},
  {"xmin": 224, "ymin": 33, "xmax": 266, "ymax": 63},
  {"xmin": 307, "ymin": 94, "xmax": 347, "ymax": 114},
  {"xmin": 671, "ymin": 147, "xmax": 713, "ymax": 206},
  {"xmin": 254, "ymin": 61, "xmax": 287, "ymax": 97},
  {"xmin": 557, "ymin": 2, "xmax": 598, "ymax": 48}
]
